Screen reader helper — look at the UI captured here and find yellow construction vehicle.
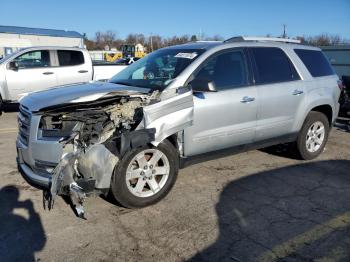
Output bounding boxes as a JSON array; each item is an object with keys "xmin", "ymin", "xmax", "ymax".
[
  {"xmin": 104, "ymin": 51, "xmax": 122, "ymax": 62},
  {"xmin": 121, "ymin": 44, "xmax": 147, "ymax": 58}
]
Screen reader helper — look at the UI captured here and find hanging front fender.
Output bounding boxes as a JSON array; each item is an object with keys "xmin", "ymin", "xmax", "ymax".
[{"xmin": 142, "ymin": 89, "xmax": 194, "ymax": 146}]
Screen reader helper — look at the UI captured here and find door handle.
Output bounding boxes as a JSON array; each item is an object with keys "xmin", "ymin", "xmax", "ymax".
[
  {"xmin": 292, "ymin": 89, "xmax": 304, "ymax": 95},
  {"xmin": 78, "ymin": 70, "xmax": 88, "ymax": 73},
  {"xmin": 240, "ymin": 96, "xmax": 255, "ymax": 103},
  {"xmin": 43, "ymin": 72, "xmax": 54, "ymax": 75}
]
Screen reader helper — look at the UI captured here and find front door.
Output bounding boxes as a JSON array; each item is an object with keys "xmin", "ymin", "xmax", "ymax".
[
  {"xmin": 184, "ymin": 49, "xmax": 258, "ymax": 156},
  {"xmin": 6, "ymin": 50, "xmax": 57, "ymax": 100}
]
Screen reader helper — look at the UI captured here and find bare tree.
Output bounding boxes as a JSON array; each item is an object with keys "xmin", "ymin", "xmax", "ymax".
[
  {"xmin": 125, "ymin": 33, "xmax": 143, "ymax": 44},
  {"xmin": 163, "ymin": 35, "xmax": 191, "ymax": 47},
  {"xmin": 136, "ymin": 34, "xmax": 146, "ymax": 45},
  {"xmin": 329, "ymin": 35, "xmax": 342, "ymax": 45},
  {"xmin": 83, "ymin": 33, "xmax": 95, "ymax": 49},
  {"xmin": 94, "ymin": 31, "xmax": 117, "ymax": 50},
  {"xmin": 150, "ymin": 35, "xmax": 163, "ymax": 51},
  {"xmin": 190, "ymin": 35, "xmax": 198, "ymax": 42},
  {"xmin": 204, "ymin": 34, "xmax": 224, "ymax": 41},
  {"xmin": 125, "ymin": 34, "xmax": 135, "ymax": 44},
  {"xmin": 89, "ymin": 31, "xmax": 350, "ymax": 52},
  {"xmin": 295, "ymin": 33, "xmax": 349, "ymax": 46}
]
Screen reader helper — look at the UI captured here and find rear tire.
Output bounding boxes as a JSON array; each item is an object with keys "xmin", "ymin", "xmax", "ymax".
[
  {"xmin": 296, "ymin": 111, "xmax": 330, "ymax": 160},
  {"xmin": 110, "ymin": 139, "xmax": 179, "ymax": 208},
  {"xmin": 0, "ymin": 95, "xmax": 3, "ymax": 116}
]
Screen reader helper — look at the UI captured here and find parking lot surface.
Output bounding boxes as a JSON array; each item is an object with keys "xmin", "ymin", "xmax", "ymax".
[{"xmin": 1, "ymin": 112, "xmax": 350, "ymax": 262}]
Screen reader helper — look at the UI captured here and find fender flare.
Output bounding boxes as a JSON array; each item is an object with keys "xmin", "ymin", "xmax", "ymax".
[{"xmin": 298, "ymin": 100, "xmax": 334, "ymax": 131}]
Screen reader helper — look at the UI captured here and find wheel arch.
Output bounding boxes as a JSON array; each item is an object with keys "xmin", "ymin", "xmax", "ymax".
[
  {"xmin": 296, "ymin": 100, "xmax": 335, "ymax": 132},
  {"xmin": 163, "ymin": 132, "xmax": 184, "ymax": 157},
  {"xmin": 165, "ymin": 133, "xmax": 178, "ymax": 149},
  {"xmin": 310, "ymin": 104, "xmax": 333, "ymax": 126}
]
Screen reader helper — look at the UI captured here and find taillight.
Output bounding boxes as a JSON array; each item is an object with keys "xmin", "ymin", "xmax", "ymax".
[{"xmin": 338, "ymin": 80, "xmax": 344, "ymax": 91}]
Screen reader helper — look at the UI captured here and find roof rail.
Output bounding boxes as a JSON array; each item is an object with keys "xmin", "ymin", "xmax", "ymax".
[
  {"xmin": 195, "ymin": 40, "xmax": 222, "ymax": 43},
  {"xmin": 224, "ymin": 36, "xmax": 301, "ymax": 44}
]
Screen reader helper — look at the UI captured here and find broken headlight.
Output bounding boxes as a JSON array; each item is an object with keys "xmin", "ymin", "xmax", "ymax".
[{"xmin": 38, "ymin": 114, "xmax": 79, "ymax": 139}]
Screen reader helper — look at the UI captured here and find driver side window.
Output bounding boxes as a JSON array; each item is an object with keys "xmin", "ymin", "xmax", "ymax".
[
  {"xmin": 195, "ymin": 50, "xmax": 248, "ymax": 90},
  {"xmin": 13, "ymin": 50, "xmax": 50, "ymax": 69}
]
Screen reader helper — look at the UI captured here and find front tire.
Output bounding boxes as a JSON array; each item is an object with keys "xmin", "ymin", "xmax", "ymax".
[
  {"xmin": 296, "ymin": 111, "xmax": 330, "ymax": 160},
  {"xmin": 110, "ymin": 139, "xmax": 179, "ymax": 208}
]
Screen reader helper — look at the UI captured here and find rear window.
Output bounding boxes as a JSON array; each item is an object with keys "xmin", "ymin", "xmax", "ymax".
[
  {"xmin": 294, "ymin": 49, "xmax": 335, "ymax": 77},
  {"xmin": 57, "ymin": 50, "xmax": 84, "ymax": 66},
  {"xmin": 250, "ymin": 47, "xmax": 300, "ymax": 85}
]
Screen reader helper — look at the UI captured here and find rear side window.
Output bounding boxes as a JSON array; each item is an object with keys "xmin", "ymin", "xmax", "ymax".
[
  {"xmin": 57, "ymin": 50, "xmax": 84, "ymax": 66},
  {"xmin": 294, "ymin": 49, "xmax": 335, "ymax": 77},
  {"xmin": 195, "ymin": 50, "xmax": 248, "ymax": 90},
  {"xmin": 250, "ymin": 47, "xmax": 300, "ymax": 85}
]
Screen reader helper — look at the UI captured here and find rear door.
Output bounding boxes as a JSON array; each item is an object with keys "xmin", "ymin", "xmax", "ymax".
[
  {"xmin": 248, "ymin": 47, "xmax": 305, "ymax": 141},
  {"xmin": 183, "ymin": 48, "xmax": 258, "ymax": 156},
  {"xmin": 54, "ymin": 50, "xmax": 92, "ymax": 86},
  {"xmin": 5, "ymin": 50, "xmax": 57, "ymax": 100}
]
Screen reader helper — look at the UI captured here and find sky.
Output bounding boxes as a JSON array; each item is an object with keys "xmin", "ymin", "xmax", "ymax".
[{"xmin": 1, "ymin": 0, "xmax": 349, "ymax": 40}]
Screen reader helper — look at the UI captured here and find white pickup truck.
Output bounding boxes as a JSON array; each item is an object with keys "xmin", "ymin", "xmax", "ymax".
[{"xmin": 0, "ymin": 46, "xmax": 128, "ymax": 111}]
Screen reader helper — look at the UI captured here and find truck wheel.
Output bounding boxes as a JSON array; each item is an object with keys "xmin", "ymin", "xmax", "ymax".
[
  {"xmin": 0, "ymin": 95, "xmax": 3, "ymax": 115},
  {"xmin": 110, "ymin": 139, "xmax": 179, "ymax": 208},
  {"xmin": 296, "ymin": 111, "xmax": 330, "ymax": 160}
]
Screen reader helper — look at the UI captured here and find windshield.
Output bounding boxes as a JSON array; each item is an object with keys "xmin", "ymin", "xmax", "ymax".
[
  {"xmin": 0, "ymin": 49, "xmax": 22, "ymax": 64},
  {"xmin": 110, "ymin": 48, "xmax": 205, "ymax": 90}
]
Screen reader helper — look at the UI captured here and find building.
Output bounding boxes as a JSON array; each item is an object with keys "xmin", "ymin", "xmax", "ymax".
[
  {"xmin": 321, "ymin": 45, "xmax": 350, "ymax": 78},
  {"xmin": 0, "ymin": 25, "xmax": 84, "ymax": 57}
]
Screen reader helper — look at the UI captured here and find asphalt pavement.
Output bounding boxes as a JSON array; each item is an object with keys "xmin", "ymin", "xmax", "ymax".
[{"xmin": 1, "ymin": 112, "xmax": 350, "ymax": 262}]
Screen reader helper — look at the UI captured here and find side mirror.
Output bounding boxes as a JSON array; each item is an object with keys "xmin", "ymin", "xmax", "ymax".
[
  {"xmin": 8, "ymin": 61, "xmax": 19, "ymax": 71},
  {"xmin": 189, "ymin": 78, "xmax": 217, "ymax": 92}
]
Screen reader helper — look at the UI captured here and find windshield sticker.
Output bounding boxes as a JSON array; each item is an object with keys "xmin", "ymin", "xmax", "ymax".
[{"xmin": 174, "ymin": 52, "xmax": 198, "ymax": 59}]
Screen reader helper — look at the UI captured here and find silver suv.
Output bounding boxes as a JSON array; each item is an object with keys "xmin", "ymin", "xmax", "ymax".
[{"xmin": 16, "ymin": 37, "xmax": 341, "ymax": 216}]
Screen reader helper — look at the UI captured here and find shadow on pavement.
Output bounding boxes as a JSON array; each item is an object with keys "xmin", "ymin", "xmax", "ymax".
[
  {"xmin": 334, "ymin": 118, "xmax": 350, "ymax": 133},
  {"xmin": 0, "ymin": 185, "xmax": 46, "ymax": 262},
  {"xmin": 2, "ymin": 103, "xmax": 19, "ymax": 113},
  {"xmin": 190, "ymin": 160, "xmax": 350, "ymax": 262},
  {"xmin": 259, "ymin": 143, "xmax": 300, "ymax": 160}
]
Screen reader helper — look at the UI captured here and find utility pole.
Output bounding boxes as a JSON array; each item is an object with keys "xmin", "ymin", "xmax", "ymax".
[
  {"xmin": 150, "ymin": 33, "xmax": 153, "ymax": 52},
  {"xmin": 282, "ymin": 24, "xmax": 287, "ymax": 38}
]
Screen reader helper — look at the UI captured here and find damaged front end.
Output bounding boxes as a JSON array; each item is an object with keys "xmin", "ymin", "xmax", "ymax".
[
  {"xmin": 42, "ymin": 92, "xmax": 159, "ymax": 218},
  {"xmin": 33, "ymin": 86, "xmax": 194, "ymax": 218}
]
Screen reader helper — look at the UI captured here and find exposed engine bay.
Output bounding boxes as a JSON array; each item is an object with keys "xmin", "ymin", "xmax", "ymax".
[{"xmin": 42, "ymin": 91, "xmax": 159, "ymax": 218}]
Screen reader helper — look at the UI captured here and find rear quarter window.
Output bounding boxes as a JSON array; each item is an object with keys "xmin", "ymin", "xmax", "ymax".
[{"xmin": 294, "ymin": 49, "xmax": 335, "ymax": 77}]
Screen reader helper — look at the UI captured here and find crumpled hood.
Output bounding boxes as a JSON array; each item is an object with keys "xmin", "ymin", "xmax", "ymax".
[{"xmin": 20, "ymin": 81, "xmax": 150, "ymax": 112}]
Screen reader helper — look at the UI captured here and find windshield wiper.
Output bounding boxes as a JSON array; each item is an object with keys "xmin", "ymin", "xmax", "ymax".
[{"xmin": 111, "ymin": 81, "xmax": 133, "ymax": 87}]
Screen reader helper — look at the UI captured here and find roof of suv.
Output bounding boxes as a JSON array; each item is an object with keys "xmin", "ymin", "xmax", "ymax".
[{"xmin": 167, "ymin": 37, "xmax": 319, "ymax": 51}]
